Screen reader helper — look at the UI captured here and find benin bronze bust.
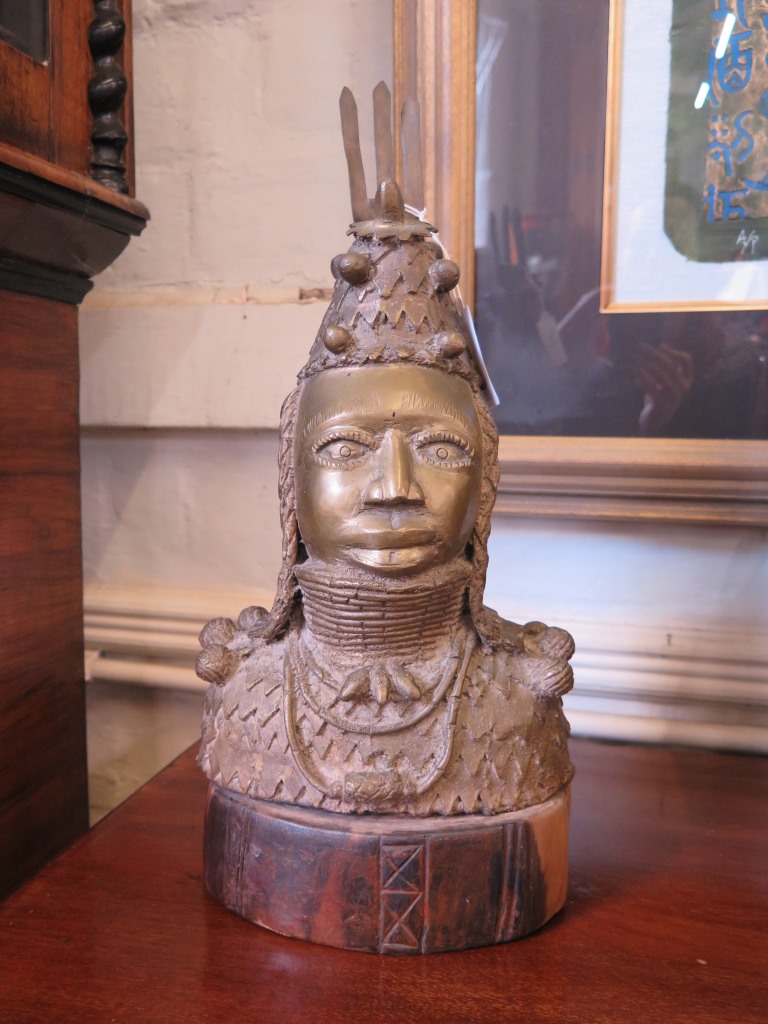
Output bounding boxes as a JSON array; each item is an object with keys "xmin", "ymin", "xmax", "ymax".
[{"xmin": 197, "ymin": 86, "xmax": 575, "ymax": 954}]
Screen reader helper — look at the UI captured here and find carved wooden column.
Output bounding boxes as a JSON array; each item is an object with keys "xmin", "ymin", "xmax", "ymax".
[{"xmin": 0, "ymin": 0, "xmax": 148, "ymax": 897}]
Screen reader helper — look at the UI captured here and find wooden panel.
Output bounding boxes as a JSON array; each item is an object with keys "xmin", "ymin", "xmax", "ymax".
[
  {"xmin": 0, "ymin": 297, "xmax": 79, "ymax": 469},
  {"xmin": 0, "ymin": 33, "xmax": 51, "ymax": 161},
  {"xmin": 0, "ymin": 1, "xmax": 138, "ymax": 200},
  {"xmin": 0, "ymin": 289, "xmax": 88, "ymax": 897},
  {"xmin": 0, "ymin": 0, "xmax": 92, "ymax": 170},
  {"xmin": 0, "ymin": 739, "xmax": 765, "ymax": 1022},
  {"xmin": 49, "ymin": 0, "xmax": 93, "ymax": 178}
]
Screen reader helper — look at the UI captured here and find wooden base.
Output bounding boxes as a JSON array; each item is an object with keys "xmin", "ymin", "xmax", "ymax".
[{"xmin": 204, "ymin": 783, "xmax": 570, "ymax": 954}]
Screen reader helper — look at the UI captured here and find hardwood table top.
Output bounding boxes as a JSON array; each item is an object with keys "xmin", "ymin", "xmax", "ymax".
[{"xmin": 1, "ymin": 738, "xmax": 766, "ymax": 1024}]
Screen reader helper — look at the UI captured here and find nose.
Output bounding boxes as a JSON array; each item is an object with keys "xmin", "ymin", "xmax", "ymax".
[{"xmin": 364, "ymin": 429, "xmax": 425, "ymax": 506}]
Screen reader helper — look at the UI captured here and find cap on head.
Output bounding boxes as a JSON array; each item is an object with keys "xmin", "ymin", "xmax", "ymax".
[{"xmin": 298, "ymin": 83, "xmax": 478, "ymax": 386}]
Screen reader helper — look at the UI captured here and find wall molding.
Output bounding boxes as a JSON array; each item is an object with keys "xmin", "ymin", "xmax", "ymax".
[
  {"xmin": 496, "ymin": 436, "xmax": 768, "ymax": 527},
  {"xmin": 83, "ymin": 585, "xmax": 768, "ymax": 754},
  {"xmin": 81, "ymin": 284, "xmax": 334, "ymax": 310}
]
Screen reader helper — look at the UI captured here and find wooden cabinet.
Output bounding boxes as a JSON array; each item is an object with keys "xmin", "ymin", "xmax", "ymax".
[{"xmin": 0, "ymin": 0, "xmax": 148, "ymax": 897}]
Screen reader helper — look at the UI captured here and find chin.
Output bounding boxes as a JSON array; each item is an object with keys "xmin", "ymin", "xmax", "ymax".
[{"xmin": 345, "ymin": 545, "xmax": 439, "ymax": 576}]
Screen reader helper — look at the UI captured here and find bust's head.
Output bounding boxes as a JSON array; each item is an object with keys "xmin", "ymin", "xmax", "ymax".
[
  {"xmin": 294, "ymin": 364, "xmax": 483, "ymax": 578},
  {"xmin": 262, "ymin": 356, "xmax": 500, "ymax": 646},
  {"xmin": 259, "ymin": 88, "xmax": 502, "ymax": 644}
]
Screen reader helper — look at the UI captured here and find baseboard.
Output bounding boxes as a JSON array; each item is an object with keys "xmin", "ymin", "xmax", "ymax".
[
  {"xmin": 83, "ymin": 585, "xmax": 768, "ymax": 753},
  {"xmin": 83, "ymin": 584, "xmax": 272, "ymax": 688}
]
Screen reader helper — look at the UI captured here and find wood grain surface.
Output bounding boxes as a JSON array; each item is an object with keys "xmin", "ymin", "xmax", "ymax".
[
  {"xmin": 0, "ymin": 0, "xmax": 144, "ymax": 898},
  {"xmin": 0, "ymin": 2, "xmax": 131, "ymax": 191},
  {"xmin": 0, "ymin": 290, "xmax": 89, "ymax": 898},
  {"xmin": 0, "ymin": 1, "xmax": 143, "ymax": 214},
  {"xmin": 0, "ymin": 2, "xmax": 93, "ymax": 178},
  {"xmin": 204, "ymin": 783, "xmax": 568, "ymax": 952},
  {"xmin": 0, "ymin": 738, "xmax": 765, "ymax": 1023}
]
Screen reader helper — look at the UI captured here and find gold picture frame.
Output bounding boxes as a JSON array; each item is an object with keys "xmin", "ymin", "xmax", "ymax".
[
  {"xmin": 601, "ymin": 0, "xmax": 768, "ymax": 313},
  {"xmin": 393, "ymin": 0, "xmax": 768, "ymax": 526}
]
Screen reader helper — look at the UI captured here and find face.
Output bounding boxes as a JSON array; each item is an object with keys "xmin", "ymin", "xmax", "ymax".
[{"xmin": 294, "ymin": 365, "xmax": 483, "ymax": 577}]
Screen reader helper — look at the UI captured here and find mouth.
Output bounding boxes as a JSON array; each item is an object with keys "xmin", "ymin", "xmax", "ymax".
[
  {"xmin": 351, "ymin": 528, "xmax": 435, "ymax": 550},
  {"xmin": 346, "ymin": 545, "xmax": 436, "ymax": 571}
]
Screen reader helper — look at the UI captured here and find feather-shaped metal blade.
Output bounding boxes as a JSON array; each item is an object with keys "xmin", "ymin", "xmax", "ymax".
[
  {"xmin": 373, "ymin": 81, "xmax": 394, "ymax": 185},
  {"xmin": 401, "ymin": 97, "xmax": 425, "ymax": 213},
  {"xmin": 339, "ymin": 87, "xmax": 371, "ymax": 221}
]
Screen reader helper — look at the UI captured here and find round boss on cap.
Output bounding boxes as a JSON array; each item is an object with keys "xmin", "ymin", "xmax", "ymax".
[
  {"xmin": 429, "ymin": 259, "xmax": 460, "ymax": 292},
  {"xmin": 323, "ymin": 325, "xmax": 352, "ymax": 353},
  {"xmin": 335, "ymin": 252, "xmax": 372, "ymax": 285},
  {"xmin": 434, "ymin": 330, "xmax": 465, "ymax": 358}
]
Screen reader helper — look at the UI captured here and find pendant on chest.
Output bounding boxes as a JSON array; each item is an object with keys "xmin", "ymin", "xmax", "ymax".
[{"xmin": 282, "ymin": 627, "xmax": 476, "ymax": 809}]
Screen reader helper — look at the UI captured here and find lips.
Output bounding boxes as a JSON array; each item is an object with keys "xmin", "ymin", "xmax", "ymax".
[{"xmin": 351, "ymin": 528, "xmax": 435, "ymax": 549}]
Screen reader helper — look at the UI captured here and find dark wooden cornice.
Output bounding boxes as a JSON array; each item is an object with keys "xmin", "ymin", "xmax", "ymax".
[{"xmin": 0, "ymin": 142, "xmax": 149, "ymax": 305}]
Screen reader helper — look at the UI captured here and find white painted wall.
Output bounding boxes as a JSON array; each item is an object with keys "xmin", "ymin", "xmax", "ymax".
[
  {"xmin": 81, "ymin": 0, "xmax": 394, "ymax": 803},
  {"xmin": 80, "ymin": 0, "xmax": 767, "ymax": 756},
  {"xmin": 81, "ymin": 0, "xmax": 393, "ymax": 591},
  {"xmin": 486, "ymin": 518, "xmax": 768, "ymax": 636}
]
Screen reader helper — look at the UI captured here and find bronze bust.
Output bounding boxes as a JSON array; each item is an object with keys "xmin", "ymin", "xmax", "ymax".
[{"xmin": 197, "ymin": 86, "xmax": 575, "ymax": 954}]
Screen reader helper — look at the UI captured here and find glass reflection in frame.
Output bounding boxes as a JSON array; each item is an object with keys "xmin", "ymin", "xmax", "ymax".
[{"xmin": 474, "ymin": 0, "xmax": 768, "ymax": 439}]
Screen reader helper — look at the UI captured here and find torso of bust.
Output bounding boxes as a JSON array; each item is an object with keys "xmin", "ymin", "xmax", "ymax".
[{"xmin": 198, "ymin": 604, "xmax": 573, "ymax": 817}]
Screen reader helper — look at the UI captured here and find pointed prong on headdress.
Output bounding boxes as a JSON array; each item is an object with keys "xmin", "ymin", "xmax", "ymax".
[
  {"xmin": 373, "ymin": 81, "xmax": 395, "ymax": 185},
  {"xmin": 401, "ymin": 97, "xmax": 425, "ymax": 213},
  {"xmin": 340, "ymin": 87, "xmax": 371, "ymax": 222}
]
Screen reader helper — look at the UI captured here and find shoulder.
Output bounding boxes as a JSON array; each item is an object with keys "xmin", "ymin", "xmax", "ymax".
[
  {"xmin": 481, "ymin": 606, "xmax": 575, "ymax": 658},
  {"xmin": 477, "ymin": 607, "xmax": 575, "ymax": 699},
  {"xmin": 196, "ymin": 606, "xmax": 285, "ymax": 687},
  {"xmin": 198, "ymin": 611, "xmax": 292, "ymax": 794}
]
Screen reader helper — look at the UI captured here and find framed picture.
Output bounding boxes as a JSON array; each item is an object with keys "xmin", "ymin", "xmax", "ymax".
[
  {"xmin": 393, "ymin": 0, "xmax": 768, "ymax": 526},
  {"xmin": 603, "ymin": 0, "xmax": 768, "ymax": 311}
]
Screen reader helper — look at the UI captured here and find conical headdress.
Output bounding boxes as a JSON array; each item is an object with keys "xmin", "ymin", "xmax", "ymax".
[{"xmin": 299, "ymin": 83, "xmax": 482, "ymax": 389}]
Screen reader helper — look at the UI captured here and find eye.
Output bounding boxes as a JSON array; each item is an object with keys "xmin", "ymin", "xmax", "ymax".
[
  {"xmin": 414, "ymin": 432, "xmax": 473, "ymax": 469},
  {"xmin": 312, "ymin": 430, "xmax": 373, "ymax": 466}
]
